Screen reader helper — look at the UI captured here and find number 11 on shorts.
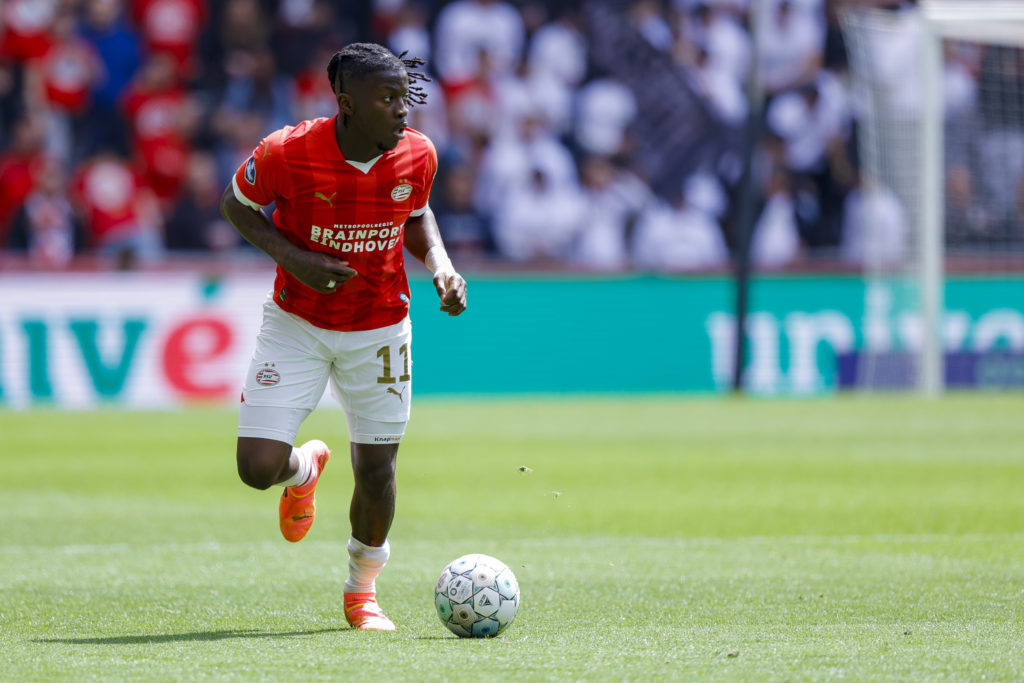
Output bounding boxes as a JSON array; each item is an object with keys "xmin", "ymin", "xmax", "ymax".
[{"xmin": 376, "ymin": 344, "xmax": 410, "ymax": 384}]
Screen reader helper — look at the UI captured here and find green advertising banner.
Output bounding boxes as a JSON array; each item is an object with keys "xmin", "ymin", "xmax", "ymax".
[
  {"xmin": 0, "ymin": 272, "xmax": 1021, "ymax": 408},
  {"xmin": 408, "ymin": 274, "xmax": 1024, "ymax": 395}
]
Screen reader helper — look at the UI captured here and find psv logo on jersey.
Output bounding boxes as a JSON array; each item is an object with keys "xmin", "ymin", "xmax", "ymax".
[{"xmin": 391, "ymin": 181, "xmax": 413, "ymax": 202}]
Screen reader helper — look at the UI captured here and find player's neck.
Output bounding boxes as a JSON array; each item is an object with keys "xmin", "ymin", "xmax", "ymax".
[{"xmin": 335, "ymin": 117, "xmax": 380, "ymax": 163}]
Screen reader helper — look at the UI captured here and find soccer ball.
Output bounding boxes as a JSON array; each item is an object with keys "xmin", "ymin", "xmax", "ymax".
[{"xmin": 434, "ymin": 553, "xmax": 520, "ymax": 638}]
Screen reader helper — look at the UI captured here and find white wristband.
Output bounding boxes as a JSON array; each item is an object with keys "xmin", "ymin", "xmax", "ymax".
[{"xmin": 424, "ymin": 246, "xmax": 454, "ymax": 276}]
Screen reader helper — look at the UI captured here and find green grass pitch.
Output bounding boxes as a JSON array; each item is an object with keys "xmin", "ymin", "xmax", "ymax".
[{"xmin": 2, "ymin": 395, "xmax": 1023, "ymax": 681}]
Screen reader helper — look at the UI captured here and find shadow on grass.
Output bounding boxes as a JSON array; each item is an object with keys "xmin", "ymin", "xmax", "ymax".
[{"xmin": 34, "ymin": 627, "xmax": 348, "ymax": 645}]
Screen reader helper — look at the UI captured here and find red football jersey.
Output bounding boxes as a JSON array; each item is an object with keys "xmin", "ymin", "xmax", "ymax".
[{"xmin": 232, "ymin": 116, "xmax": 437, "ymax": 331}]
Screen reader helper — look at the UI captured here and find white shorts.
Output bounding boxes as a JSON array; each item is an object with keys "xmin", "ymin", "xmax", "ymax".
[{"xmin": 238, "ymin": 297, "xmax": 412, "ymax": 445}]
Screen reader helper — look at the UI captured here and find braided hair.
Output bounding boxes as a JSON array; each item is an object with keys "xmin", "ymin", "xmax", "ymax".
[{"xmin": 326, "ymin": 42, "xmax": 430, "ymax": 106}]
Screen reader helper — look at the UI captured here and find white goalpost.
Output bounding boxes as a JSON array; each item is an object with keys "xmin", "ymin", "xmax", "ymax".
[{"xmin": 841, "ymin": 0, "xmax": 1024, "ymax": 394}]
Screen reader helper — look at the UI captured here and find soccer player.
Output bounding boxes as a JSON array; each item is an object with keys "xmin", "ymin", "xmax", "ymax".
[{"xmin": 219, "ymin": 43, "xmax": 467, "ymax": 631}]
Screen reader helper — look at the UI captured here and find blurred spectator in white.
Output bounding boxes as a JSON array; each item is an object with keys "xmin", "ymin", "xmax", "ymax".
[
  {"xmin": 131, "ymin": 0, "xmax": 208, "ymax": 79},
  {"xmin": 766, "ymin": 71, "xmax": 851, "ymax": 247},
  {"xmin": 23, "ymin": 8, "xmax": 104, "ymax": 165},
  {"xmin": 431, "ymin": 162, "xmax": 495, "ymax": 259},
  {"xmin": 494, "ymin": 60, "xmax": 572, "ymax": 136},
  {"xmin": 943, "ymin": 42, "xmax": 981, "ymax": 119},
  {"xmin": 570, "ymin": 155, "xmax": 652, "ymax": 271},
  {"xmin": 573, "ymin": 77, "xmax": 638, "ymax": 157},
  {"xmin": 492, "ymin": 167, "xmax": 587, "ymax": 262},
  {"xmin": 121, "ymin": 53, "xmax": 201, "ymax": 206},
  {"xmin": 840, "ymin": 175, "xmax": 909, "ymax": 267},
  {"xmin": 78, "ymin": 0, "xmax": 143, "ymax": 159},
  {"xmin": 164, "ymin": 150, "xmax": 240, "ymax": 251},
  {"xmin": 678, "ymin": 39, "xmax": 747, "ymax": 126},
  {"xmin": 528, "ymin": 5, "xmax": 588, "ymax": 89},
  {"xmin": 211, "ymin": 46, "xmax": 294, "ymax": 184},
  {"xmin": 628, "ymin": 0, "xmax": 674, "ymax": 51},
  {"xmin": 766, "ymin": 71, "xmax": 848, "ymax": 177},
  {"xmin": 70, "ymin": 152, "xmax": 164, "ymax": 268},
  {"xmin": 854, "ymin": 0, "xmax": 922, "ymax": 116},
  {"xmin": 685, "ymin": 169, "xmax": 730, "ymax": 220},
  {"xmin": 0, "ymin": 0, "xmax": 57, "ymax": 62},
  {"xmin": 8, "ymin": 157, "xmax": 82, "ymax": 269},
  {"xmin": 0, "ymin": 116, "xmax": 46, "ymax": 246},
  {"xmin": 474, "ymin": 109, "xmax": 579, "ymax": 217},
  {"xmin": 758, "ymin": 0, "xmax": 824, "ymax": 96},
  {"xmin": 632, "ymin": 178, "xmax": 730, "ymax": 271},
  {"xmin": 678, "ymin": 1, "xmax": 751, "ymax": 86},
  {"xmin": 433, "ymin": 0, "xmax": 524, "ymax": 87},
  {"xmin": 750, "ymin": 166, "xmax": 802, "ymax": 268}
]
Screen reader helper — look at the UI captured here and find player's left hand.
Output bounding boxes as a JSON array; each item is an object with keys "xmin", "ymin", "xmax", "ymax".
[{"xmin": 434, "ymin": 271, "xmax": 467, "ymax": 316}]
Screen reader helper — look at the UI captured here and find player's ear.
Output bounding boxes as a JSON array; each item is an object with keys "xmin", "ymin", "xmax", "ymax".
[{"xmin": 337, "ymin": 91, "xmax": 353, "ymax": 116}]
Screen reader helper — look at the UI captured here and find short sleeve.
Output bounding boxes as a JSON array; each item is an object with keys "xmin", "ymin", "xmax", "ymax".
[{"xmin": 231, "ymin": 132, "xmax": 285, "ymax": 209}]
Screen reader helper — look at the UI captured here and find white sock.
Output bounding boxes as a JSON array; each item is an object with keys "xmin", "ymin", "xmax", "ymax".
[
  {"xmin": 344, "ymin": 536, "xmax": 390, "ymax": 593},
  {"xmin": 278, "ymin": 446, "xmax": 313, "ymax": 488}
]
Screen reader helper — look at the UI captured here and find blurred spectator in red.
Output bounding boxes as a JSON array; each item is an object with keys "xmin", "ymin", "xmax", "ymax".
[
  {"xmin": 24, "ymin": 8, "xmax": 104, "ymax": 165},
  {"xmin": 164, "ymin": 150, "xmax": 240, "ymax": 251},
  {"xmin": 292, "ymin": 41, "xmax": 343, "ymax": 122},
  {"xmin": 444, "ymin": 48, "xmax": 499, "ymax": 150},
  {"xmin": 121, "ymin": 53, "xmax": 200, "ymax": 205},
  {"xmin": 0, "ymin": 0, "xmax": 56, "ymax": 62},
  {"xmin": 0, "ymin": 116, "xmax": 46, "ymax": 246},
  {"xmin": 78, "ymin": 0, "xmax": 143, "ymax": 158},
  {"xmin": 130, "ymin": 0, "xmax": 208, "ymax": 78},
  {"xmin": 70, "ymin": 152, "xmax": 164, "ymax": 268},
  {"xmin": 8, "ymin": 156, "xmax": 83, "ymax": 268}
]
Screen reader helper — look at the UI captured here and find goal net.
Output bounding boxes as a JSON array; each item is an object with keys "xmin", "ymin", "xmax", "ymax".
[{"xmin": 839, "ymin": 0, "xmax": 1024, "ymax": 393}]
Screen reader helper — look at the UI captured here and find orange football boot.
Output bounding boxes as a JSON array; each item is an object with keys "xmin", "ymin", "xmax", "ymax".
[
  {"xmin": 344, "ymin": 592, "xmax": 396, "ymax": 631},
  {"xmin": 278, "ymin": 440, "xmax": 330, "ymax": 542}
]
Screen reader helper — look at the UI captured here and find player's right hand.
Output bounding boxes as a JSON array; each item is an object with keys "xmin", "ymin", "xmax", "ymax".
[{"xmin": 283, "ymin": 250, "xmax": 358, "ymax": 294}]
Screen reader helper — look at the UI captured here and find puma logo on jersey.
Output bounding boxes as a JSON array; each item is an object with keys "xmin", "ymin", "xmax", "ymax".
[
  {"xmin": 315, "ymin": 191, "xmax": 337, "ymax": 206},
  {"xmin": 386, "ymin": 386, "xmax": 406, "ymax": 402}
]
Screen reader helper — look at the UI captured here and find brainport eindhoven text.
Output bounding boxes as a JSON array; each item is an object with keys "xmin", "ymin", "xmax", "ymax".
[{"xmin": 309, "ymin": 223, "xmax": 402, "ymax": 252}]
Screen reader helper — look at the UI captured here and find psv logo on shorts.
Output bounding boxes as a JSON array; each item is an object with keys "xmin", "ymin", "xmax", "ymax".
[
  {"xmin": 390, "ymin": 182, "xmax": 413, "ymax": 202},
  {"xmin": 255, "ymin": 364, "xmax": 280, "ymax": 386}
]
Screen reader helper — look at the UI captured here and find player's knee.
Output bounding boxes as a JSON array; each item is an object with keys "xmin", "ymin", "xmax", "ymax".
[{"xmin": 237, "ymin": 448, "xmax": 286, "ymax": 490}]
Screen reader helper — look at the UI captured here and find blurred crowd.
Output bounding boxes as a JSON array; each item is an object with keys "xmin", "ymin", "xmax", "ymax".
[{"xmin": 0, "ymin": 0, "xmax": 1022, "ymax": 271}]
